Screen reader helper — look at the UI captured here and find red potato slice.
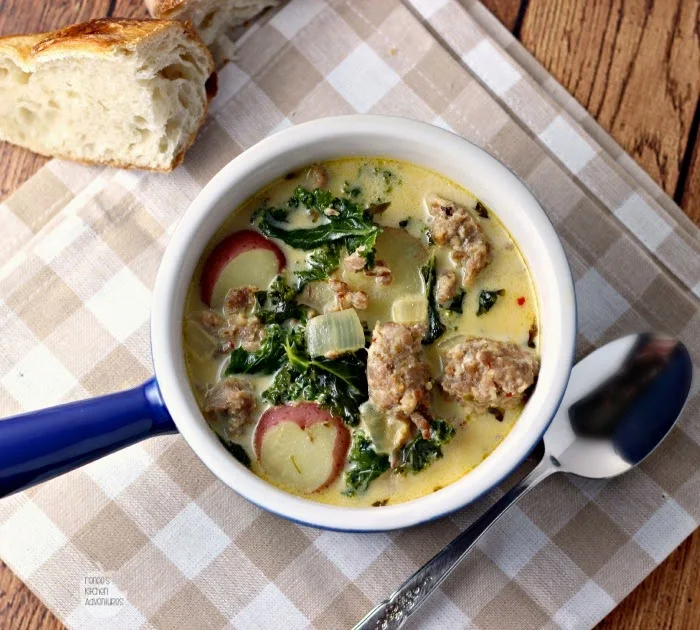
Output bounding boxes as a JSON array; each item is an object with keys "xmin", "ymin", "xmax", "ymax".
[
  {"xmin": 200, "ymin": 230, "xmax": 286, "ymax": 307},
  {"xmin": 254, "ymin": 403, "xmax": 350, "ymax": 493}
]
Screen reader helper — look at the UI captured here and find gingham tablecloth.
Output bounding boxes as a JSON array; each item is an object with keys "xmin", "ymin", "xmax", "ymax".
[{"xmin": 1, "ymin": 1, "xmax": 698, "ymax": 628}]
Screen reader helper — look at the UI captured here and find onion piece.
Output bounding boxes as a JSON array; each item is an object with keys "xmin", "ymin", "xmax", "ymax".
[
  {"xmin": 305, "ymin": 308, "xmax": 365, "ymax": 358},
  {"xmin": 183, "ymin": 318, "xmax": 218, "ymax": 362},
  {"xmin": 392, "ymin": 294, "xmax": 428, "ymax": 324},
  {"xmin": 359, "ymin": 401, "xmax": 412, "ymax": 455}
]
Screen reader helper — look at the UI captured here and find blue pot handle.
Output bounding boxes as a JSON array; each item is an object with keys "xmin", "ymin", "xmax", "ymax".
[{"xmin": 0, "ymin": 377, "xmax": 176, "ymax": 497}]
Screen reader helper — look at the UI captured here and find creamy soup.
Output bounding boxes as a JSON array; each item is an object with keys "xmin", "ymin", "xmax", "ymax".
[{"xmin": 183, "ymin": 158, "xmax": 539, "ymax": 507}]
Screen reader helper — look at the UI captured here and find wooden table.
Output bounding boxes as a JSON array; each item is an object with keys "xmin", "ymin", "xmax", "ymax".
[{"xmin": 0, "ymin": 0, "xmax": 698, "ymax": 628}]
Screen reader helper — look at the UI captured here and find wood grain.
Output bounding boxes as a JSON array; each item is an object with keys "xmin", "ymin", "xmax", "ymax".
[
  {"xmin": 1, "ymin": 1, "xmax": 699, "ymax": 629},
  {"xmin": 518, "ymin": 0, "xmax": 700, "ymax": 223}
]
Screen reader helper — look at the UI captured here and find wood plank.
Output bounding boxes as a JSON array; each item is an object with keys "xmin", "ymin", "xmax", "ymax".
[
  {"xmin": 596, "ymin": 532, "xmax": 700, "ymax": 630},
  {"xmin": 519, "ymin": 0, "xmax": 700, "ymax": 224},
  {"xmin": 678, "ymin": 109, "xmax": 700, "ymax": 224},
  {"xmin": 0, "ymin": 561, "xmax": 63, "ymax": 630},
  {"xmin": 480, "ymin": 0, "xmax": 528, "ymax": 32}
]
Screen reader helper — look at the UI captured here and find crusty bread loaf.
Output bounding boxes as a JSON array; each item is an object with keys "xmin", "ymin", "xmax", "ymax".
[
  {"xmin": 0, "ymin": 18, "xmax": 216, "ymax": 171},
  {"xmin": 146, "ymin": 0, "xmax": 278, "ymax": 64}
]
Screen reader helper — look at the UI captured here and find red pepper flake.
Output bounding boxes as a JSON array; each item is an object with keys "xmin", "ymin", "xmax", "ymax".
[{"xmin": 517, "ymin": 297, "xmax": 526, "ymax": 306}]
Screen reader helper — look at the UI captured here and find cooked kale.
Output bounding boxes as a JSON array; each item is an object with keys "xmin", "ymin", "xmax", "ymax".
[
  {"xmin": 292, "ymin": 186, "xmax": 334, "ymax": 211},
  {"xmin": 396, "ymin": 419, "xmax": 455, "ymax": 473},
  {"xmin": 341, "ymin": 181, "xmax": 362, "ymax": 198},
  {"xmin": 217, "ymin": 437, "xmax": 251, "ymax": 468},
  {"xmin": 267, "ymin": 207, "xmax": 289, "ymax": 222},
  {"xmin": 258, "ymin": 186, "xmax": 382, "ymax": 267},
  {"xmin": 254, "ymin": 276, "xmax": 304, "ymax": 324},
  {"xmin": 477, "ymin": 289, "xmax": 505, "ymax": 316},
  {"xmin": 488, "ymin": 407, "xmax": 504, "ymax": 422},
  {"xmin": 343, "ymin": 432, "xmax": 390, "ymax": 496},
  {"xmin": 443, "ymin": 289, "xmax": 465, "ymax": 314},
  {"xmin": 528, "ymin": 322, "xmax": 538, "ymax": 348},
  {"xmin": 225, "ymin": 324, "xmax": 287, "ymax": 375},
  {"xmin": 295, "ymin": 243, "xmax": 341, "ymax": 289},
  {"xmin": 225, "ymin": 277, "xmax": 307, "ymax": 374},
  {"xmin": 421, "ymin": 255, "xmax": 446, "ymax": 345},
  {"xmin": 372, "ymin": 166, "xmax": 401, "ymax": 194},
  {"xmin": 475, "ymin": 201, "xmax": 489, "ymax": 219},
  {"xmin": 263, "ymin": 334, "xmax": 368, "ymax": 427}
]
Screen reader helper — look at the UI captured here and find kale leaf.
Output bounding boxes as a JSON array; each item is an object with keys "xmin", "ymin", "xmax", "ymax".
[
  {"xmin": 343, "ymin": 431, "xmax": 390, "ymax": 496},
  {"xmin": 291, "ymin": 186, "xmax": 334, "ymax": 211},
  {"xmin": 477, "ymin": 289, "xmax": 505, "ymax": 317},
  {"xmin": 258, "ymin": 186, "xmax": 382, "ymax": 267},
  {"xmin": 217, "ymin": 436, "xmax": 251, "ymax": 468},
  {"xmin": 295, "ymin": 243, "xmax": 341, "ymax": 289},
  {"xmin": 263, "ymin": 334, "xmax": 368, "ymax": 426},
  {"xmin": 225, "ymin": 324, "xmax": 287, "ymax": 375},
  {"xmin": 254, "ymin": 276, "xmax": 304, "ymax": 324},
  {"xmin": 341, "ymin": 181, "xmax": 362, "ymax": 198},
  {"xmin": 421, "ymin": 255, "xmax": 447, "ymax": 345},
  {"xmin": 396, "ymin": 420, "xmax": 456, "ymax": 473},
  {"xmin": 475, "ymin": 201, "xmax": 489, "ymax": 219},
  {"xmin": 226, "ymin": 278, "xmax": 305, "ymax": 375},
  {"xmin": 443, "ymin": 289, "xmax": 465, "ymax": 314}
]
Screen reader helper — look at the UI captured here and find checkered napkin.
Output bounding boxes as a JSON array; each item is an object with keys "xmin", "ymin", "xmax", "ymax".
[{"xmin": 1, "ymin": 1, "xmax": 698, "ymax": 628}]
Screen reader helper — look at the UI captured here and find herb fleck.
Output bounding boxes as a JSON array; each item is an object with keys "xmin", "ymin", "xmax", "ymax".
[
  {"xmin": 443, "ymin": 289, "xmax": 465, "ymax": 314},
  {"xmin": 421, "ymin": 255, "xmax": 447, "ymax": 345},
  {"xmin": 217, "ymin": 437, "xmax": 251, "ymax": 468},
  {"xmin": 488, "ymin": 407, "xmax": 504, "ymax": 422},
  {"xmin": 528, "ymin": 322, "xmax": 538, "ymax": 348},
  {"xmin": 477, "ymin": 289, "xmax": 505, "ymax": 316}
]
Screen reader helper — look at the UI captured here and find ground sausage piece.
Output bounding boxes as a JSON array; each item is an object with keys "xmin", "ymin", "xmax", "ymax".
[
  {"xmin": 343, "ymin": 250, "xmax": 367, "ymax": 272},
  {"xmin": 441, "ymin": 339, "xmax": 539, "ymax": 412},
  {"xmin": 223, "ymin": 286, "xmax": 257, "ymax": 314},
  {"xmin": 310, "ymin": 163, "xmax": 328, "ymax": 189},
  {"xmin": 436, "ymin": 270, "xmax": 458, "ymax": 305},
  {"xmin": 203, "ymin": 377, "xmax": 257, "ymax": 436},
  {"xmin": 198, "ymin": 286, "xmax": 265, "ymax": 354},
  {"xmin": 221, "ymin": 286, "xmax": 265, "ymax": 351},
  {"xmin": 427, "ymin": 194, "xmax": 490, "ymax": 286},
  {"xmin": 367, "ymin": 323, "xmax": 432, "ymax": 430},
  {"xmin": 198, "ymin": 310, "xmax": 225, "ymax": 334},
  {"xmin": 329, "ymin": 278, "xmax": 368, "ymax": 311}
]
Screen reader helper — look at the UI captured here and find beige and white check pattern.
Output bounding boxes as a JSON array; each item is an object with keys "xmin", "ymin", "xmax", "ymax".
[{"xmin": 1, "ymin": 1, "xmax": 698, "ymax": 628}]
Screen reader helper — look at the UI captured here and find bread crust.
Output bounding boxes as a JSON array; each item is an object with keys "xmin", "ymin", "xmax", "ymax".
[
  {"xmin": 0, "ymin": 18, "xmax": 207, "ymax": 65},
  {"xmin": 0, "ymin": 18, "xmax": 216, "ymax": 172},
  {"xmin": 146, "ymin": 0, "xmax": 188, "ymax": 19}
]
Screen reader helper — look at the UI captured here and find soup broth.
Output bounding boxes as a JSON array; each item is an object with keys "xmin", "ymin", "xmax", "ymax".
[{"xmin": 184, "ymin": 158, "xmax": 539, "ymax": 507}]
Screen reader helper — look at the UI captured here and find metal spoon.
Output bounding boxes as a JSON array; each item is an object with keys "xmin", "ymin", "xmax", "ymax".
[{"xmin": 355, "ymin": 333, "xmax": 693, "ymax": 630}]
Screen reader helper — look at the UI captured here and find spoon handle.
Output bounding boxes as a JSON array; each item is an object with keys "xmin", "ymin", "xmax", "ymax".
[{"xmin": 354, "ymin": 456, "xmax": 558, "ymax": 630}]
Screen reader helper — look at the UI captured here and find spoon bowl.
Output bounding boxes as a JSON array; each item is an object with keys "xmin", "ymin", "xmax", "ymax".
[{"xmin": 546, "ymin": 333, "xmax": 693, "ymax": 479}]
